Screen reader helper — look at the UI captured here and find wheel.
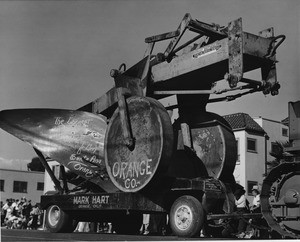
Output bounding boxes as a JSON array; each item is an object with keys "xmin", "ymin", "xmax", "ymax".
[
  {"xmin": 169, "ymin": 195, "xmax": 204, "ymax": 237},
  {"xmin": 45, "ymin": 205, "xmax": 76, "ymax": 233},
  {"xmin": 261, "ymin": 162, "xmax": 300, "ymax": 238},
  {"xmin": 112, "ymin": 213, "xmax": 143, "ymax": 235}
]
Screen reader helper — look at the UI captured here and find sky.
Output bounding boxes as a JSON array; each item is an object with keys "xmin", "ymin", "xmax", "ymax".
[{"xmin": 0, "ymin": 0, "xmax": 299, "ymax": 164}]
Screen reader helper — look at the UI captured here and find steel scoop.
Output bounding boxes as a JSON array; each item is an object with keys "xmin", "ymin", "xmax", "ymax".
[{"xmin": 0, "ymin": 109, "xmax": 118, "ymax": 192}]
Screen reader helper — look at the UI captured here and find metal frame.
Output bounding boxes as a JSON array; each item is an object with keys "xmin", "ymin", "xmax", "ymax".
[
  {"xmin": 79, "ymin": 13, "xmax": 284, "ymax": 118},
  {"xmin": 76, "ymin": 14, "xmax": 285, "ymax": 159}
]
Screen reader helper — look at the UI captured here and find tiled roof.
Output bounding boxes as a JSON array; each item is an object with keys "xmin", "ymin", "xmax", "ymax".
[
  {"xmin": 281, "ymin": 117, "xmax": 289, "ymax": 126},
  {"xmin": 223, "ymin": 113, "xmax": 266, "ymax": 134}
]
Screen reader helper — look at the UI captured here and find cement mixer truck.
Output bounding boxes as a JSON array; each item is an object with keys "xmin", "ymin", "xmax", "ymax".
[{"xmin": 1, "ymin": 14, "xmax": 296, "ymax": 238}]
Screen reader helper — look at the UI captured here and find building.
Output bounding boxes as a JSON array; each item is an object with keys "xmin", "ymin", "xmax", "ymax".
[
  {"xmin": 0, "ymin": 159, "xmax": 45, "ymax": 204},
  {"xmin": 44, "ymin": 160, "xmax": 61, "ymax": 193},
  {"xmin": 224, "ymin": 113, "xmax": 267, "ymax": 197},
  {"xmin": 223, "ymin": 113, "xmax": 289, "ymax": 199},
  {"xmin": 253, "ymin": 116, "xmax": 289, "ymax": 163}
]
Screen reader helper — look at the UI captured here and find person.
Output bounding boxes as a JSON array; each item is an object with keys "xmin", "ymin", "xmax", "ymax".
[
  {"xmin": 11, "ymin": 199, "xmax": 17, "ymax": 210},
  {"xmin": 250, "ymin": 185, "xmax": 260, "ymax": 213},
  {"xmin": 96, "ymin": 222, "xmax": 112, "ymax": 233},
  {"xmin": 140, "ymin": 214, "xmax": 150, "ymax": 235},
  {"xmin": 29, "ymin": 204, "xmax": 41, "ymax": 230},
  {"xmin": 250, "ymin": 185, "xmax": 266, "ymax": 238},
  {"xmin": 74, "ymin": 222, "xmax": 90, "ymax": 232},
  {"xmin": 1, "ymin": 201, "xmax": 5, "ymax": 226},
  {"xmin": 24, "ymin": 200, "xmax": 32, "ymax": 227},
  {"xmin": 234, "ymin": 186, "xmax": 249, "ymax": 238},
  {"xmin": 148, "ymin": 214, "xmax": 167, "ymax": 235},
  {"xmin": 3, "ymin": 200, "xmax": 13, "ymax": 228}
]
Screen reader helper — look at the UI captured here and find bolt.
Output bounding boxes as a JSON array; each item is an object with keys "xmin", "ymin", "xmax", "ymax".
[{"xmin": 110, "ymin": 69, "xmax": 121, "ymax": 78}]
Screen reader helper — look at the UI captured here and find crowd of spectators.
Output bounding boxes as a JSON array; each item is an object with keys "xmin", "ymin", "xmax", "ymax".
[{"xmin": 1, "ymin": 197, "xmax": 43, "ymax": 230}]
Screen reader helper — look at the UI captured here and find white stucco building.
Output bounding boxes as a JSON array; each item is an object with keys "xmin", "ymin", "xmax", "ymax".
[
  {"xmin": 0, "ymin": 159, "xmax": 45, "ymax": 204},
  {"xmin": 253, "ymin": 116, "xmax": 289, "ymax": 163},
  {"xmin": 223, "ymin": 113, "xmax": 289, "ymax": 199},
  {"xmin": 43, "ymin": 160, "xmax": 61, "ymax": 193}
]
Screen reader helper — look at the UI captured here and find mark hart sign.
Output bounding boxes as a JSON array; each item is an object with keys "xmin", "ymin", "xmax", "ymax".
[{"xmin": 73, "ymin": 195, "xmax": 110, "ymax": 208}]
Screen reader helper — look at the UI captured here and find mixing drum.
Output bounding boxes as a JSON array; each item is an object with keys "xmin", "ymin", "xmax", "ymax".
[
  {"xmin": 104, "ymin": 96, "xmax": 174, "ymax": 192},
  {"xmin": 169, "ymin": 112, "xmax": 237, "ymax": 183}
]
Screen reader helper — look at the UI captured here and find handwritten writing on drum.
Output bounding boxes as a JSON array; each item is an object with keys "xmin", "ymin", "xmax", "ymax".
[
  {"xmin": 77, "ymin": 142, "xmax": 98, "ymax": 155},
  {"xmin": 69, "ymin": 153, "xmax": 102, "ymax": 166},
  {"xmin": 53, "ymin": 116, "xmax": 106, "ymax": 170},
  {"xmin": 68, "ymin": 142, "xmax": 103, "ymax": 166},
  {"xmin": 111, "ymin": 159, "xmax": 152, "ymax": 189},
  {"xmin": 54, "ymin": 116, "xmax": 93, "ymax": 127},
  {"xmin": 67, "ymin": 161, "xmax": 94, "ymax": 178},
  {"xmin": 83, "ymin": 130, "xmax": 104, "ymax": 138}
]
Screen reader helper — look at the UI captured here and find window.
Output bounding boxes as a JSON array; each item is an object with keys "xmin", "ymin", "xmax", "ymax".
[
  {"xmin": 282, "ymin": 128, "xmax": 288, "ymax": 137},
  {"xmin": 52, "ymin": 165, "xmax": 61, "ymax": 180},
  {"xmin": 247, "ymin": 181, "xmax": 258, "ymax": 195},
  {"xmin": 0, "ymin": 180, "xmax": 4, "ymax": 191},
  {"xmin": 247, "ymin": 138, "xmax": 257, "ymax": 153},
  {"xmin": 37, "ymin": 182, "xmax": 44, "ymax": 191},
  {"xmin": 13, "ymin": 181, "xmax": 27, "ymax": 193},
  {"xmin": 236, "ymin": 139, "xmax": 240, "ymax": 164},
  {"xmin": 271, "ymin": 142, "xmax": 281, "ymax": 154}
]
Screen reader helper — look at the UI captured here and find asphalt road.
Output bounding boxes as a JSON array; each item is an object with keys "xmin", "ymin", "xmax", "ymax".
[{"xmin": 1, "ymin": 228, "xmax": 221, "ymax": 241}]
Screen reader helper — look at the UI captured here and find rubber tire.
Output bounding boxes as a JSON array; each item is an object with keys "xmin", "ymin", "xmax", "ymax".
[
  {"xmin": 45, "ymin": 205, "xmax": 75, "ymax": 233},
  {"xmin": 169, "ymin": 195, "xmax": 204, "ymax": 238},
  {"xmin": 113, "ymin": 213, "xmax": 143, "ymax": 235}
]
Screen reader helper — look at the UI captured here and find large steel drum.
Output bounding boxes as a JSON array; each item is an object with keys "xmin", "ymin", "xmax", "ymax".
[
  {"xmin": 168, "ymin": 112, "xmax": 237, "ymax": 183},
  {"xmin": 104, "ymin": 96, "xmax": 174, "ymax": 192}
]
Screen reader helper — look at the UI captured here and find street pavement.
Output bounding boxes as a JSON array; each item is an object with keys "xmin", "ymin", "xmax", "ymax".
[{"xmin": 1, "ymin": 228, "xmax": 226, "ymax": 241}]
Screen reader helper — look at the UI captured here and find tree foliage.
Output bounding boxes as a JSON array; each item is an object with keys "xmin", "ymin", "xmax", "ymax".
[{"xmin": 27, "ymin": 157, "xmax": 45, "ymax": 172}]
